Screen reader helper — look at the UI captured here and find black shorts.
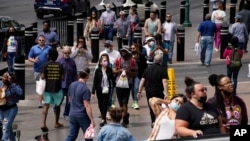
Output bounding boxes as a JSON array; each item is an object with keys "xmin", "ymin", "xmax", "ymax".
[{"xmin": 116, "ymin": 87, "xmax": 130, "ymax": 106}]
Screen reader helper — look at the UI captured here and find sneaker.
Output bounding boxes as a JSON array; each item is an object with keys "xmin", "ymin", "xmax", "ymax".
[
  {"xmin": 131, "ymin": 103, "xmax": 135, "ymax": 108},
  {"xmin": 111, "ymin": 104, "xmax": 115, "ymax": 108},
  {"xmin": 214, "ymin": 48, "xmax": 219, "ymax": 52},
  {"xmin": 151, "ymin": 122, "xmax": 155, "ymax": 128},
  {"xmin": 133, "ymin": 103, "xmax": 140, "ymax": 110}
]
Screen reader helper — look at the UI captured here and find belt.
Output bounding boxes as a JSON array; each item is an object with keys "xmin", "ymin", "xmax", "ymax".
[
  {"xmin": 104, "ymin": 24, "xmax": 113, "ymax": 26},
  {"xmin": 164, "ymin": 40, "xmax": 170, "ymax": 42}
]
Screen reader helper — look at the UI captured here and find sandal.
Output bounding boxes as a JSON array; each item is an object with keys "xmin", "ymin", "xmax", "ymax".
[
  {"xmin": 54, "ymin": 123, "xmax": 64, "ymax": 128},
  {"xmin": 41, "ymin": 127, "xmax": 49, "ymax": 132}
]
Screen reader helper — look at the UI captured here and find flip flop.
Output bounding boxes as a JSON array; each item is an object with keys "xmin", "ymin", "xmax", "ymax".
[
  {"xmin": 41, "ymin": 127, "xmax": 48, "ymax": 132},
  {"xmin": 54, "ymin": 123, "xmax": 64, "ymax": 128}
]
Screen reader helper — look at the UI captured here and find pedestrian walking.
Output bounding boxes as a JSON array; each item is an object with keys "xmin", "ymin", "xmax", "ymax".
[
  {"xmin": 65, "ymin": 68, "xmax": 95, "ymax": 141},
  {"xmin": 127, "ymin": 7, "xmax": 140, "ymax": 47},
  {"xmin": 114, "ymin": 11, "xmax": 130, "ymax": 50},
  {"xmin": 143, "ymin": 37, "xmax": 155, "ymax": 66},
  {"xmin": 1, "ymin": 26, "xmax": 23, "ymax": 73},
  {"xmin": 130, "ymin": 43, "xmax": 147, "ymax": 110},
  {"xmin": 56, "ymin": 46, "xmax": 78, "ymax": 120},
  {"xmin": 37, "ymin": 20, "xmax": 59, "ymax": 49},
  {"xmin": 223, "ymin": 36, "xmax": 243, "ymax": 93},
  {"xmin": 211, "ymin": 1, "xmax": 227, "ymax": 52},
  {"xmin": 208, "ymin": 74, "xmax": 248, "ymax": 133},
  {"xmin": 161, "ymin": 13, "xmax": 181, "ymax": 64},
  {"xmin": 92, "ymin": 54, "xmax": 115, "ymax": 128},
  {"xmin": 230, "ymin": 14, "xmax": 249, "ymax": 50},
  {"xmin": 137, "ymin": 54, "xmax": 168, "ymax": 128},
  {"xmin": 40, "ymin": 49, "xmax": 64, "ymax": 132},
  {"xmin": 143, "ymin": 11, "xmax": 161, "ymax": 37},
  {"xmin": 238, "ymin": 3, "xmax": 250, "ymax": 53},
  {"xmin": 196, "ymin": 14, "xmax": 216, "ymax": 66},
  {"xmin": 113, "ymin": 47, "xmax": 138, "ymax": 127},
  {"xmin": 28, "ymin": 35, "xmax": 52, "ymax": 108},
  {"xmin": 100, "ymin": 4, "xmax": 117, "ymax": 41},
  {"xmin": 0, "ymin": 72, "xmax": 23, "ymax": 141}
]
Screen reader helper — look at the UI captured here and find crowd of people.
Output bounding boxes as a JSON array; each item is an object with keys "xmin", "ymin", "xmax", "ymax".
[{"xmin": 0, "ymin": 1, "xmax": 249, "ymax": 141}]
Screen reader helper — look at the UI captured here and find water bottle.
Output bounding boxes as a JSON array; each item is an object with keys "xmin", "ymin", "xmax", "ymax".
[{"xmin": 248, "ymin": 63, "xmax": 250, "ymax": 78}]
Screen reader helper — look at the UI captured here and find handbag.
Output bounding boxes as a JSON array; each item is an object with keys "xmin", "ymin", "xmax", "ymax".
[
  {"xmin": 102, "ymin": 87, "xmax": 109, "ymax": 94},
  {"xmin": 0, "ymin": 87, "xmax": 6, "ymax": 106},
  {"xmin": 84, "ymin": 124, "xmax": 95, "ymax": 139},
  {"xmin": 116, "ymin": 70, "xmax": 129, "ymax": 88},
  {"xmin": 36, "ymin": 77, "xmax": 46, "ymax": 95}
]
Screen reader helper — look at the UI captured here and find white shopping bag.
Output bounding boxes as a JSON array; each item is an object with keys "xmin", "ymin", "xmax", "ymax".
[
  {"xmin": 194, "ymin": 43, "xmax": 200, "ymax": 55},
  {"xmin": 84, "ymin": 124, "xmax": 95, "ymax": 139},
  {"xmin": 36, "ymin": 78, "xmax": 46, "ymax": 95},
  {"xmin": 116, "ymin": 70, "xmax": 129, "ymax": 88}
]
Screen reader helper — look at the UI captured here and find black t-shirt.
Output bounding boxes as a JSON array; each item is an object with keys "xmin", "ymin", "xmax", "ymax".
[
  {"xmin": 142, "ymin": 63, "xmax": 168, "ymax": 94},
  {"xmin": 176, "ymin": 101, "xmax": 220, "ymax": 136},
  {"xmin": 41, "ymin": 61, "xmax": 64, "ymax": 93}
]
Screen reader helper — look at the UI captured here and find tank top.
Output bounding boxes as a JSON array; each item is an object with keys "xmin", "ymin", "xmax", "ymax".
[{"xmin": 147, "ymin": 19, "xmax": 158, "ymax": 36}]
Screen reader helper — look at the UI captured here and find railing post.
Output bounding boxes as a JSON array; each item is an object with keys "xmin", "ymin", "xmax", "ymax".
[
  {"xmin": 32, "ymin": 22, "xmax": 38, "ymax": 45},
  {"xmin": 203, "ymin": 0, "xmax": 209, "ymax": 21},
  {"xmin": 230, "ymin": 0, "xmax": 237, "ymax": 24},
  {"xmin": 14, "ymin": 55, "xmax": 25, "ymax": 100},
  {"xmin": 160, "ymin": 1, "xmax": 167, "ymax": 24},
  {"xmin": 91, "ymin": 27, "xmax": 99, "ymax": 63},
  {"xmin": 176, "ymin": 26, "xmax": 185, "ymax": 61},
  {"xmin": 145, "ymin": 2, "xmax": 151, "ymax": 20},
  {"xmin": 180, "ymin": 1, "xmax": 186, "ymax": 24}
]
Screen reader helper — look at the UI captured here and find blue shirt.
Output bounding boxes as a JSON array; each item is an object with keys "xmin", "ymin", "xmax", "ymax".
[
  {"xmin": 28, "ymin": 45, "xmax": 51, "ymax": 72},
  {"xmin": 37, "ymin": 30, "xmax": 59, "ymax": 45},
  {"xmin": 57, "ymin": 57, "xmax": 78, "ymax": 88},
  {"xmin": 97, "ymin": 123, "xmax": 135, "ymax": 141},
  {"xmin": 68, "ymin": 81, "xmax": 91, "ymax": 117},
  {"xmin": 197, "ymin": 20, "xmax": 216, "ymax": 36}
]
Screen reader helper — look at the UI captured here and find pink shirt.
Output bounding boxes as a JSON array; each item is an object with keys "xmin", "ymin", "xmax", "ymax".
[{"xmin": 223, "ymin": 47, "xmax": 243, "ymax": 65}]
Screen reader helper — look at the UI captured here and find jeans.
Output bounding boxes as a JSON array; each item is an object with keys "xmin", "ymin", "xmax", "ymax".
[
  {"xmin": 53, "ymin": 88, "xmax": 70, "ymax": 117},
  {"xmin": 65, "ymin": 115, "xmax": 92, "ymax": 141},
  {"xmin": 214, "ymin": 24, "xmax": 221, "ymax": 49},
  {"xmin": 7, "ymin": 52, "xmax": 16, "ymax": 73},
  {"xmin": 128, "ymin": 32, "xmax": 134, "ymax": 47},
  {"xmin": 163, "ymin": 41, "xmax": 173, "ymax": 61},
  {"xmin": 238, "ymin": 42, "xmax": 245, "ymax": 50},
  {"xmin": 200, "ymin": 36, "xmax": 214, "ymax": 65},
  {"xmin": 131, "ymin": 77, "xmax": 140, "ymax": 102},
  {"xmin": 103, "ymin": 25, "xmax": 114, "ymax": 41},
  {"xmin": 0, "ymin": 105, "xmax": 18, "ymax": 141},
  {"xmin": 227, "ymin": 67, "xmax": 240, "ymax": 91}
]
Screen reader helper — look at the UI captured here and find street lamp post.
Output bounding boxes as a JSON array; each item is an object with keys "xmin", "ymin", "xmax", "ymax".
[{"xmin": 183, "ymin": 0, "xmax": 192, "ymax": 27}]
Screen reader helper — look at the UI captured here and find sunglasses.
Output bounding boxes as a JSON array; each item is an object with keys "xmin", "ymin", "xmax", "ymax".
[
  {"xmin": 64, "ymin": 52, "xmax": 70, "ymax": 55},
  {"xmin": 199, "ymin": 87, "xmax": 207, "ymax": 92},
  {"xmin": 39, "ymin": 40, "xmax": 45, "ymax": 41}
]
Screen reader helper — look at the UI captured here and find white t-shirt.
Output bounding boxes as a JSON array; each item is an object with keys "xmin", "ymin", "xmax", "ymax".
[
  {"xmin": 7, "ymin": 36, "xmax": 17, "ymax": 52},
  {"xmin": 211, "ymin": 10, "xmax": 227, "ymax": 24}
]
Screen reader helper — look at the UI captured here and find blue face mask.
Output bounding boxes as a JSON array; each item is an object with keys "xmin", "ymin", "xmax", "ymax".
[
  {"xmin": 149, "ymin": 41, "xmax": 155, "ymax": 47},
  {"xmin": 169, "ymin": 101, "xmax": 180, "ymax": 111},
  {"xmin": 105, "ymin": 48, "xmax": 110, "ymax": 53}
]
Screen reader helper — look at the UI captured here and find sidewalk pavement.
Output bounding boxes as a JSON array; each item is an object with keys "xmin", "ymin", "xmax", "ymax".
[{"xmin": 19, "ymin": 26, "xmax": 250, "ymax": 141}]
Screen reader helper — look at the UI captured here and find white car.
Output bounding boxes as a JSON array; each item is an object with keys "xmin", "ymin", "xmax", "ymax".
[{"xmin": 98, "ymin": 0, "xmax": 160, "ymax": 22}]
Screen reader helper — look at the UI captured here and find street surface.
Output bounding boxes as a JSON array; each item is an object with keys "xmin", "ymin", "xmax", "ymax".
[{"xmin": 1, "ymin": 0, "xmax": 250, "ymax": 141}]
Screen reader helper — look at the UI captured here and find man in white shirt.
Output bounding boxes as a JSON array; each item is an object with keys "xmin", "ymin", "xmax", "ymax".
[{"xmin": 161, "ymin": 13, "xmax": 180, "ymax": 64}]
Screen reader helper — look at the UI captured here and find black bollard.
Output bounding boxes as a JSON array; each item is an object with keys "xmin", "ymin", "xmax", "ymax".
[
  {"xmin": 76, "ymin": 13, "xmax": 84, "ymax": 40},
  {"xmin": 14, "ymin": 55, "xmax": 25, "ymax": 100},
  {"xmin": 91, "ymin": 27, "xmax": 99, "ymax": 63},
  {"xmin": 122, "ymin": 38, "xmax": 129, "ymax": 48},
  {"xmin": 25, "ymin": 25, "xmax": 34, "ymax": 59},
  {"xmin": 160, "ymin": 1, "xmax": 167, "ymax": 24},
  {"xmin": 176, "ymin": 26, "xmax": 185, "ymax": 61},
  {"xmin": 145, "ymin": 2, "xmax": 151, "ymax": 20},
  {"xmin": 230, "ymin": 0, "xmax": 237, "ymax": 24},
  {"xmin": 180, "ymin": 1, "xmax": 186, "ymax": 25},
  {"xmin": 67, "ymin": 17, "xmax": 74, "ymax": 46},
  {"xmin": 32, "ymin": 22, "xmax": 38, "ymax": 45},
  {"xmin": 203, "ymin": 0, "xmax": 209, "ymax": 21},
  {"xmin": 220, "ymin": 25, "xmax": 229, "ymax": 59},
  {"xmin": 134, "ymin": 26, "xmax": 142, "ymax": 43}
]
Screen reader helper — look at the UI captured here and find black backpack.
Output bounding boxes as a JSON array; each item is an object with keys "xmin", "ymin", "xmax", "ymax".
[{"xmin": 229, "ymin": 47, "xmax": 242, "ymax": 69}]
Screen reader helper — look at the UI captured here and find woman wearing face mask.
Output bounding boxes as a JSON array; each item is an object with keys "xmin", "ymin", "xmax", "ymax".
[
  {"xmin": 207, "ymin": 74, "xmax": 248, "ymax": 133},
  {"xmin": 70, "ymin": 36, "xmax": 93, "ymax": 71},
  {"xmin": 92, "ymin": 54, "xmax": 115, "ymax": 128},
  {"xmin": 147, "ymin": 94, "xmax": 187, "ymax": 140},
  {"xmin": 2, "ymin": 26, "xmax": 23, "ymax": 73},
  {"xmin": 175, "ymin": 77, "xmax": 225, "ymax": 138}
]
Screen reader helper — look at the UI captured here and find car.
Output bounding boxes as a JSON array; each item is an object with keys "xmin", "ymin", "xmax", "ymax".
[
  {"xmin": 98, "ymin": 0, "xmax": 160, "ymax": 22},
  {"xmin": 34, "ymin": 0, "xmax": 90, "ymax": 19},
  {"xmin": 0, "ymin": 16, "xmax": 25, "ymax": 61}
]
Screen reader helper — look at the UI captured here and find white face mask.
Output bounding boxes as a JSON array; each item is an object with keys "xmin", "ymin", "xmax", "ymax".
[
  {"xmin": 106, "ymin": 8, "xmax": 111, "ymax": 12},
  {"xmin": 105, "ymin": 48, "xmax": 110, "ymax": 53},
  {"xmin": 149, "ymin": 41, "xmax": 155, "ymax": 47}
]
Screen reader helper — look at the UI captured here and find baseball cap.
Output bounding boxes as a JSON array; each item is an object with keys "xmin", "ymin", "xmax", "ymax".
[{"xmin": 235, "ymin": 14, "xmax": 242, "ymax": 19}]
